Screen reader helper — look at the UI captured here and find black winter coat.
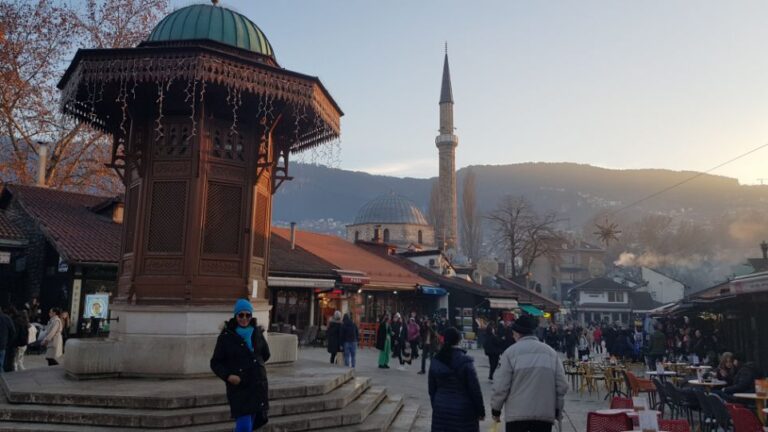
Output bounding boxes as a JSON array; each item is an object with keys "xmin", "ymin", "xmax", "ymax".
[
  {"xmin": 0, "ymin": 313, "xmax": 15, "ymax": 351},
  {"xmin": 428, "ymin": 348, "xmax": 485, "ymax": 432},
  {"xmin": 483, "ymin": 326, "xmax": 504, "ymax": 356},
  {"xmin": 724, "ymin": 362, "xmax": 758, "ymax": 394},
  {"xmin": 326, "ymin": 321, "xmax": 342, "ymax": 354},
  {"xmin": 341, "ymin": 319, "xmax": 358, "ymax": 343},
  {"xmin": 375, "ymin": 322, "xmax": 390, "ymax": 350},
  {"xmin": 210, "ymin": 319, "xmax": 271, "ymax": 419}
]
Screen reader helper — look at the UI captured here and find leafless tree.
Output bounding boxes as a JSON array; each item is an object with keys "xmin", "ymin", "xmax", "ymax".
[
  {"xmin": 460, "ymin": 169, "xmax": 481, "ymax": 262},
  {"xmin": 486, "ymin": 195, "xmax": 563, "ymax": 278},
  {"xmin": 0, "ymin": 0, "xmax": 168, "ymax": 194}
]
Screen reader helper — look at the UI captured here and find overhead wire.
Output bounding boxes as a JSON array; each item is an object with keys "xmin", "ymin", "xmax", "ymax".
[{"xmin": 607, "ymin": 140, "xmax": 768, "ymax": 217}]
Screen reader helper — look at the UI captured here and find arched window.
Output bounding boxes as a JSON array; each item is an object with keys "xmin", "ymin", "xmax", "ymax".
[
  {"xmin": 383, "ymin": 228, "xmax": 390, "ymax": 243},
  {"xmin": 354, "ymin": 231, "xmax": 359, "ymax": 241},
  {"xmin": 418, "ymin": 230, "xmax": 423, "ymax": 244}
]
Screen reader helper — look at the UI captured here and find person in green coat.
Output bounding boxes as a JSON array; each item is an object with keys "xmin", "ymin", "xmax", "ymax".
[
  {"xmin": 646, "ymin": 322, "xmax": 667, "ymax": 369},
  {"xmin": 376, "ymin": 314, "xmax": 392, "ymax": 368}
]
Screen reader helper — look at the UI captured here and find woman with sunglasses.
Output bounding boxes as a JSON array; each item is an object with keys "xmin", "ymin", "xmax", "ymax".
[{"xmin": 211, "ymin": 299, "xmax": 271, "ymax": 432}]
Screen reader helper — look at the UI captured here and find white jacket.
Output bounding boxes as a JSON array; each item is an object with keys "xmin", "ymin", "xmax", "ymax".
[{"xmin": 491, "ymin": 335, "xmax": 569, "ymax": 423}]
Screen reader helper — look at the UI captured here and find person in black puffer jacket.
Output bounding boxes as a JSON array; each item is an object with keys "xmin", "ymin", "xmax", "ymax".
[
  {"xmin": 484, "ymin": 321, "xmax": 504, "ymax": 381},
  {"xmin": 326, "ymin": 311, "xmax": 343, "ymax": 364},
  {"xmin": 341, "ymin": 313, "xmax": 359, "ymax": 368},
  {"xmin": 210, "ymin": 299, "xmax": 271, "ymax": 432},
  {"xmin": 428, "ymin": 327, "xmax": 485, "ymax": 432}
]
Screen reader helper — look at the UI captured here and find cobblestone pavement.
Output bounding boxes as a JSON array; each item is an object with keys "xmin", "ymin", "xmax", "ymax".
[
  {"xmin": 17, "ymin": 347, "xmax": 619, "ymax": 431},
  {"xmin": 298, "ymin": 346, "xmax": 615, "ymax": 431}
]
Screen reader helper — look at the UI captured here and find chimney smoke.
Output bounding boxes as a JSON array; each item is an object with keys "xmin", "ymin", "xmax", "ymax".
[
  {"xmin": 37, "ymin": 143, "xmax": 48, "ymax": 187},
  {"xmin": 290, "ymin": 222, "xmax": 296, "ymax": 250}
]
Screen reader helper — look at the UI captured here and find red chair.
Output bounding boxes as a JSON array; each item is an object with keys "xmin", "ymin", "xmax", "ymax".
[
  {"xmin": 610, "ymin": 397, "xmax": 633, "ymax": 409},
  {"xmin": 725, "ymin": 403, "xmax": 763, "ymax": 432},
  {"xmin": 587, "ymin": 412, "xmax": 633, "ymax": 432},
  {"xmin": 659, "ymin": 419, "xmax": 690, "ymax": 432}
]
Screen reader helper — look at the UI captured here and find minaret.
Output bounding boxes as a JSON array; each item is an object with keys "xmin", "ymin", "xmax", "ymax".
[{"xmin": 435, "ymin": 46, "xmax": 458, "ymax": 251}]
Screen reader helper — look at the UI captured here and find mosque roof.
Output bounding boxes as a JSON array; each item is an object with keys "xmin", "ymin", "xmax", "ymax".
[
  {"xmin": 352, "ymin": 194, "xmax": 429, "ymax": 226},
  {"xmin": 147, "ymin": 3, "xmax": 275, "ymax": 58}
]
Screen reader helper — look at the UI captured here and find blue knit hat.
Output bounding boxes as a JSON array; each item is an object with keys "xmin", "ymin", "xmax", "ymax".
[{"xmin": 233, "ymin": 299, "xmax": 253, "ymax": 316}]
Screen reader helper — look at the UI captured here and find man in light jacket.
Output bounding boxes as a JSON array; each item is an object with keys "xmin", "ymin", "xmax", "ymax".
[{"xmin": 491, "ymin": 314, "xmax": 568, "ymax": 432}]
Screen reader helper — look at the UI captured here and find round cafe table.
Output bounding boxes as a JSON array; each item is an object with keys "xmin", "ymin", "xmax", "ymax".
[
  {"xmin": 687, "ymin": 379, "xmax": 727, "ymax": 393},
  {"xmin": 645, "ymin": 370, "xmax": 678, "ymax": 382},
  {"xmin": 733, "ymin": 393, "xmax": 768, "ymax": 424}
]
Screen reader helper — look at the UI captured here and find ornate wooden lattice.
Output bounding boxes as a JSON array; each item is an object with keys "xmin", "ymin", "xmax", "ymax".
[
  {"xmin": 154, "ymin": 121, "xmax": 191, "ymax": 159},
  {"xmin": 252, "ymin": 190, "xmax": 269, "ymax": 258},
  {"xmin": 147, "ymin": 181, "xmax": 187, "ymax": 253},
  {"xmin": 211, "ymin": 126, "xmax": 245, "ymax": 162},
  {"xmin": 202, "ymin": 183, "xmax": 242, "ymax": 255}
]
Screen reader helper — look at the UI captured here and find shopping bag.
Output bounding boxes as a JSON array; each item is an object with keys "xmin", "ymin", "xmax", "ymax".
[{"xmin": 487, "ymin": 421, "xmax": 499, "ymax": 432}]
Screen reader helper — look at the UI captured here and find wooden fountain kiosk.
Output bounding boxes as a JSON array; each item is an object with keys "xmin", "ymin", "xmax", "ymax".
[{"xmin": 57, "ymin": 3, "xmax": 342, "ymax": 377}]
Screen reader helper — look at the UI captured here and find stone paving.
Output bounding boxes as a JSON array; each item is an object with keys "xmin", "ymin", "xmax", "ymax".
[
  {"xmin": 298, "ymin": 346, "xmax": 612, "ymax": 431},
  {"xmin": 13, "ymin": 347, "xmax": 616, "ymax": 431}
]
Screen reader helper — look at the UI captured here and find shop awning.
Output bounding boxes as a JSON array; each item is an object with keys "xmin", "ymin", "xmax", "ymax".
[
  {"xmin": 335, "ymin": 269, "xmax": 370, "ymax": 285},
  {"xmin": 488, "ymin": 298, "xmax": 519, "ymax": 309},
  {"xmin": 420, "ymin": 286, "xmax": 447, "ymax": 296},
  {"xmin": 520, "ymin": 304, "xmax": 544, "ymax": 316}
]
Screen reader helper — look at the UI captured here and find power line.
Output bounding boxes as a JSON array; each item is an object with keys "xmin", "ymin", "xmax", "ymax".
[{"xmin": 609, "ymin": 140, "xmax": 768, "ymax": 216}]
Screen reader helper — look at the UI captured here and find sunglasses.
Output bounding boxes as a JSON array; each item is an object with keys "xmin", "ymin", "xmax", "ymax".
[{"xmin": 237, "ymin": 312, "xmax": 252, "ymax": 319}]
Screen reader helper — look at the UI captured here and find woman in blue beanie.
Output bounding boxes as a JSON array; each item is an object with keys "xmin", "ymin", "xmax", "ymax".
[{"xmin": 211, "ymin": 299, "xmax": 271, "ymax": 431}]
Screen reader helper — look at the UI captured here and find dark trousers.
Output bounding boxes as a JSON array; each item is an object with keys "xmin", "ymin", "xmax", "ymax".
[
  {"xmin": 420, "ymin": 345, "xmax": 433, "ymax": 372},
  {"xmin": 506, "ymin": 420, "xmax": 552, "ymax": 432},
  {"xmin": 410, "ymin": 340, "xmax": 419, "ymax": 359},
  {"xmin": 330, "ymin": 352, "xmax": 338, "ymax": 364},
  {"xmin": 488, "ymin": 353, "xmax": 500, "ymax": 379}
]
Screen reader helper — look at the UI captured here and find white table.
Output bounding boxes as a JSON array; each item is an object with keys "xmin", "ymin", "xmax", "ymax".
[{"xmin": 645, "ymin": 370, "xmax": 677, "ymax": 382}]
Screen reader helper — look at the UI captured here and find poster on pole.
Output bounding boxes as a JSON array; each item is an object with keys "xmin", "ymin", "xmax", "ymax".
[{"xmin": 83, "ymin": 294, "xmax": 109, "ymax": 319}]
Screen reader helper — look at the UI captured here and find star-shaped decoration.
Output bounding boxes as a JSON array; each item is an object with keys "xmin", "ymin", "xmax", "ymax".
[{"xmin": 594, "ymin": 219, "xmax": 622, "ymax": 246}]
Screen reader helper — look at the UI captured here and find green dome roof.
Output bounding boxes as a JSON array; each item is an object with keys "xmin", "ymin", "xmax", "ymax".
[{"xmin": 147, "ymin": 4, "xmax": 274, "ymax": 58}]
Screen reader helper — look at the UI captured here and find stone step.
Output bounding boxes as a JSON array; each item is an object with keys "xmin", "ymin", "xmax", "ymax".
[
  {"xmin": 1, "ymin": 365, "xmax": 354, "ymax": 409},
  {"xmin": 0, "ymin": 377, "xmax": 371, "ymax": 428},
  {"xmin": 387, "ymin": 404, "xmax": 420, "ymax": 432},
  {"xmin": 0, "ymin": 385, "xmax": 388, "ymax": 432},
  {"xmin": 330, "ymin": 394, "xmax": 404, "ymax": 432},
  {"xmin": 410, "ymin": 408, "xmax": 431, "ymax": 432}
]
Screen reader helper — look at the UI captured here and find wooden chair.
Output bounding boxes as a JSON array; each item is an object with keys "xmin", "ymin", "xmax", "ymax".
[
  {"xmin": 586, "ymin": 412, "xmax": 633, "ymax": 432},
  {"xmin": 563, "ymin": 360, "xmax": 582, "ymax": 390},
  {"xmin": 580, "ymin": 364, "xmax": 605, "ymax": 397},
  {"xmin": 604, "ymin": 367, "xmax": 627, "ymax": 399},
  {"xmin": 358, "ymin": 323, "xmax": 378, "ymax": 348},
  {"xmin": 659, "ymin": 419, "xmax": 691, "ymax": 432}
]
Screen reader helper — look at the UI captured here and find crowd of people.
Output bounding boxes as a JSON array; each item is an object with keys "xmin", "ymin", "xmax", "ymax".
[{"xmin": 0, "ymin": 300, "xmax": 68, "ymax": 373}]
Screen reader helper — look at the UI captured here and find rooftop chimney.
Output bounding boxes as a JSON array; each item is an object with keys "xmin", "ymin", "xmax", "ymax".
[
  {"xmin": 761, "ymin": 240, "xmax": 768, "ymax": 260},
  {"xmin": 37, "ymin": 143, "xmax": 48, "ymax": 187},
  {"xmin": 290, "ymin": 222, "xmax": 296, "ymax": 250}
]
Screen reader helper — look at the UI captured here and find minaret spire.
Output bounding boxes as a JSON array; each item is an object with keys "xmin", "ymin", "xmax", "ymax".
[
  {"xmin": 440, "ymin": 46, "xmax": 454, "ymax": 105},
  {"xmin": 435, "ymin": 44, "xmax": 458, "ymax": 252}
]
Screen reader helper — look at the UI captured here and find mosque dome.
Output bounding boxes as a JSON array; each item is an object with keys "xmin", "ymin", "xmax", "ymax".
[
  {"xmin": 353, "ymin": 194, "xmax": 429, "ymax": 226},
  {"xmin": 147, "ymin": 3, "xmax": 275, "ymax": 58}
]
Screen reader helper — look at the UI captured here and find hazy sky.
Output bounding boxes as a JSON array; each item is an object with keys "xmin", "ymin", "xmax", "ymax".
[{"xmin": 174, "ymin": 1, "xmax": 768, "ymax": 184}]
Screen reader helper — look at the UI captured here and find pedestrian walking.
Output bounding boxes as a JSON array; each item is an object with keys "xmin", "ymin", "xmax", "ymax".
[
  {"xmin": 0, "ymin": 307, "xmax": 16, "ymax": 373},
  {"xmin": 391, "ymin": 313, "xmax": 405, "ymax": 368},
  {"xmin": 15, "ymin": 311, "xmax": 35, "ymax": 371},
  {"xmin": 407, "ymin": 317, "xmax": 421, "ymax": 361},
  {"xmin": 491, "ymin": 315, "xmax": 568, "ymax": 432},
  {"xmin": 326, "ymin": 311, "xmax": 342, "ymax": 365},
  {"xmin": 577, "ymin": 329, "xmax": 589, "ymax": 360},
  {"xmin": 484, "ymin": 321, "xmax": 504, "ymax": 381},
  {"xmin": 418, "ymin": 318, "xmax": 438, "ymax": 375},
  {"xmin": 41, "ymin": 308, "xmax": 63, "ymax": 366},
  {"xmin": 210, "ymin": 299, "xmax": 271, "ymax": 432},
  {"xmin": 428, "ymin": 327, "xmax": 485, "ymax": 432},
  {"xmin": 376, "ymin": 314, "xmax": 392, "ymax": 369},
  {"xmin": 341, "ymin": 313, "xmax": 358, "ymax": 368},
  {"xmin": 10, "ymin": 309, "xmax": 30, "ymax": 372}
]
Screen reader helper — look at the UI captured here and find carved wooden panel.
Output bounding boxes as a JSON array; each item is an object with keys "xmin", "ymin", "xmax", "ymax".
[
  {"xmin": 208, "ymin": 164, "xmax": 245, "ymax": 182},
  {"xmin": 154, "ymin": 118, "xmax": 192, "ymax": 159},
  {"xmin": 120, "ymin": 258, "xmax": 134, "ymax": 275},
  {"xmin": 210, "ymin": 123, "xmax": 245, "ymax": 162},
  {"xmin": 144, "ymin": 258, "xmax": 183, "ymax": 274},
  {"xmin": 252, "ymin": 190, "xmax": 269, "ymax": 258},
  {"xmin": 153, "ymin": 161, "xmax": 192, "ymax": 178},
  {"xmin": 200, "ymin": 259, "xmax": 240, "ymax": 275},
  {"xmin": 124, "ymin": 185, "xmax": 139, "ymax": 254},
  {"xmin": 146, "ymin": 181, "xmax": 187, "ymax": 253},
  {"xmin": 202, "ymin": 183, "xmax": 242, "ymax": 255}
]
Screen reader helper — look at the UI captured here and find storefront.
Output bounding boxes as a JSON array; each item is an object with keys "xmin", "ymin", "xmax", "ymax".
[{"xmin": 268, "ymin": 276, "xmax": 335, "ymax": 332}]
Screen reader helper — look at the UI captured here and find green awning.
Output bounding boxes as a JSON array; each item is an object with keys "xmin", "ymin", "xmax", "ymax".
[{"xmin": 520, "ymin": 304, "xmax": 543, "ymax": 316}]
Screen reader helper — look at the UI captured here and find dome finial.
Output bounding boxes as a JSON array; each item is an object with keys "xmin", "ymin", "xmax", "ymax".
[{"xmin": 444, "ymin": 41, "xmax": 448, "ymax": 55}]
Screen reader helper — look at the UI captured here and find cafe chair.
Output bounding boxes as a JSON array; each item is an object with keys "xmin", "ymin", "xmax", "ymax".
[
  {"xmin": 705, "ymin": 393, "xmax": 733, "ymax": 432},
  {"xmin": 659, "ymin": 419, "xmax": 691, "ymax": 432},
  {"xmin": 586, "ymin": 412, "xmax": 633, "ymax": 432},
  {"xmin": 725, "ymin": 403, "xmax": 763, "ymax": 432},
  {"xmin": 610, "ymin": 396, "xmax": 633, "ymax": 409}
]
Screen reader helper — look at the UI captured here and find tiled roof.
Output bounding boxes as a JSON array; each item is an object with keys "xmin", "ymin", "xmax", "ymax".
[
  {"xmin": 495, "ymin": 276, "xmax": 562, "ymax": 311},
  {"xmin": 570, "ymin": 277, "xmax": 635, "ymax": 292},
  {"xmin": 630, "ymin": 291, "xmax": 664, "ymax": 311},
  {"xmin": 269, "ymin": 231, "xmax": 336, "ymax": 278},
  {"xmin": 5, "ymin": 185, "xmax": 121, "ymax": 264},
  {"xmin": 0, "ymin": 210, "xmax": 26, "ymax": 243},
  {"xmin": 273, "ymin": 228, "xmax": 429, "ymax": 288}
]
